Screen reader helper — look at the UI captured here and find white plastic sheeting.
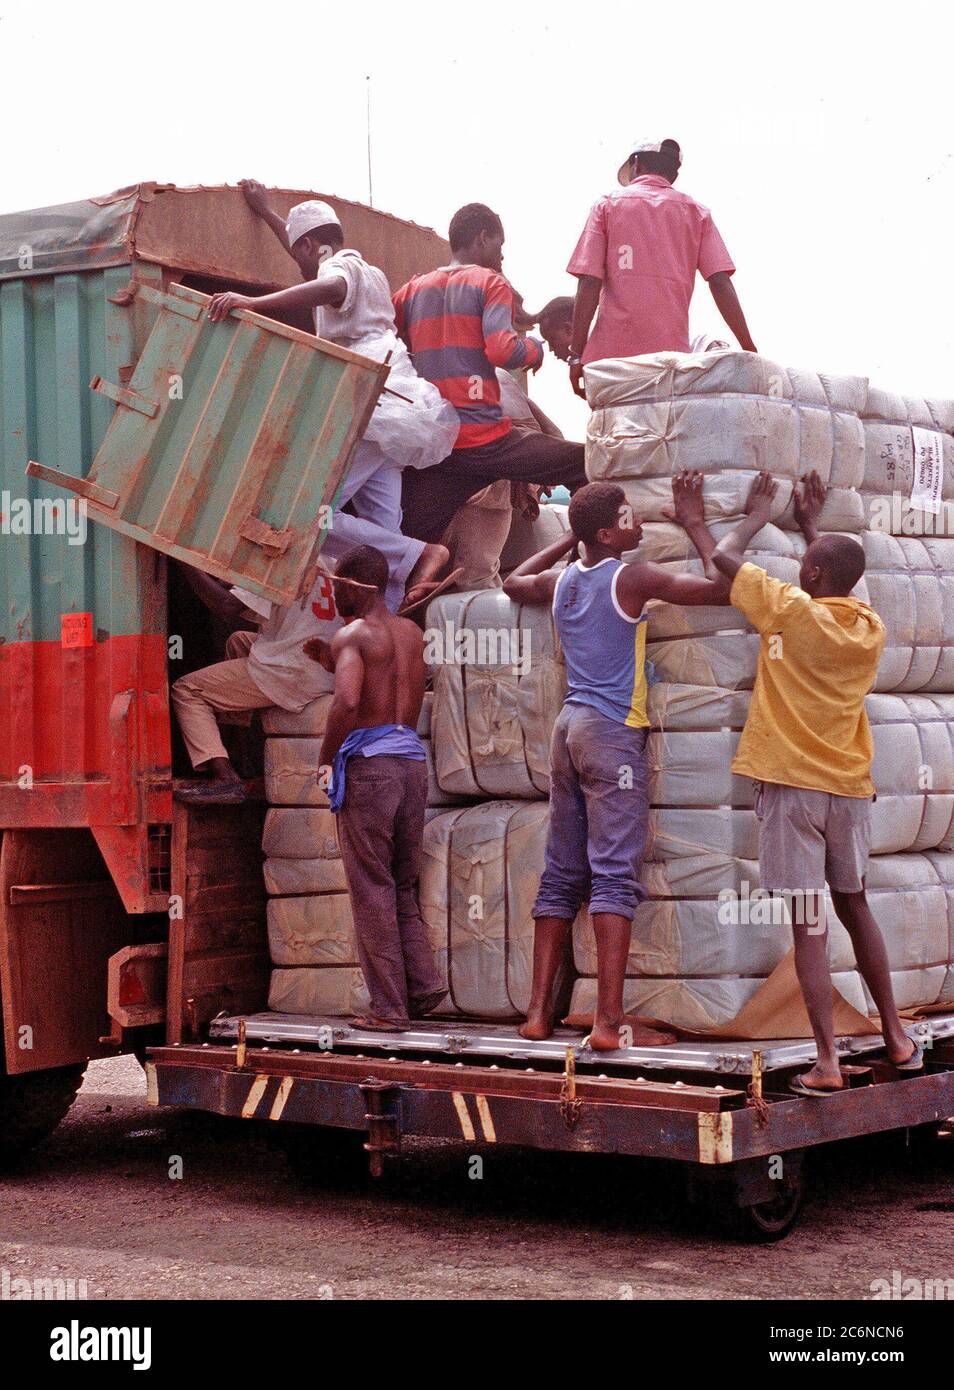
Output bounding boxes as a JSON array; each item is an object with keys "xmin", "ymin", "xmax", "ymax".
[{"xmin": 426, "ymin": 591, "xmax": 565, "ymax": 798}]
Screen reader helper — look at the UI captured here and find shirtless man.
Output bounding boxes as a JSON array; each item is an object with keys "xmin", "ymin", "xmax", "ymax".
[{"xmin": 310, "ymin": 545, "xmax": 445, "ymax": 1031}]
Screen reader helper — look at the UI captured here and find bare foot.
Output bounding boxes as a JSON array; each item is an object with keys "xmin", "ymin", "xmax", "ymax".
[
  {"xmin": 518, "ymin": 1013, "xmax": 555, "ymax": 1041},
  {"xmin": 886, "ymin": 1037, "xmax": 918, "ymax": 1066},
  {"xmin": 797, "ymin": 1063, "xmax": 844, "ymax": 1092},
  {"xmin": 586, "ymin": 1020, "xmax": 625, "ymax": 1052}
]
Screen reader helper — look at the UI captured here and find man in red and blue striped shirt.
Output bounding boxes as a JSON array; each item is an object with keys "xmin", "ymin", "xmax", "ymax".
[{"xmin": 394, "ymin": 204, "xmax": 586, "ymax": 541}]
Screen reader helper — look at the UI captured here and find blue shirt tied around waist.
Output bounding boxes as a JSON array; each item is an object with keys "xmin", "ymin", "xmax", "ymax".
[
  {"xmin": 553, "ymin": 557, "xmax": 655, "ymax": 727},
  {"xmin": 328, "ymin": 724, "xmax": 426, "ymax": 813}
]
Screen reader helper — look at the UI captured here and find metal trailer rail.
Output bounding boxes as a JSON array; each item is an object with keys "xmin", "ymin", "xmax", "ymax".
[{"xmin": 146, "ymin": 1011, "xmax": 954, "ymax": 1241}]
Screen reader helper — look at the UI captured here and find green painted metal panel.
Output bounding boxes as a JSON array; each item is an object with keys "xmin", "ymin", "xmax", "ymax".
[
  {"xmin": 0, "ymin": 264, "xmax": 157, "ymax": 646},
  {"xmin": 29, "ymin": 283, "xmax": 389, "ymax": 605}
]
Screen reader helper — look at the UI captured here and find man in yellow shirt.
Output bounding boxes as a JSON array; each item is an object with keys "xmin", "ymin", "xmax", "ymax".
[{"xmin": 711, "ymin": 472, "xmax": 922, "ymax": 1095}]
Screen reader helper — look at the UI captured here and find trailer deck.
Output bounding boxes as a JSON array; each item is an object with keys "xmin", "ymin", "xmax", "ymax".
[
  {"xmin": 146, "ymin": 1011, "xmax": 954, "ymax": 1239},
  {"xmin": 205, "ymin": 1009, "xmax": 954, "ymax": 1076}
]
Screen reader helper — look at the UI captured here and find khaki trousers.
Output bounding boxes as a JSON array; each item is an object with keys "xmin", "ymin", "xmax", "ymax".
[{"xmin": 171, "ymin": 631, "xmax": 271, "ymax": 768}]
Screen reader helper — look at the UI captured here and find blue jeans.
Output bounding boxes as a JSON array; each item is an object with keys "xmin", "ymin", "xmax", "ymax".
[{"xmin": 533, "ymin": 703, "xmax": 649, "ymax": 922}]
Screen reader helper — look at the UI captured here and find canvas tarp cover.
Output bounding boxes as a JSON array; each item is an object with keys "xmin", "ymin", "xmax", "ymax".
[{"xmin": 0, "ymin": 184, "xmax": 449, "ymax": 292}]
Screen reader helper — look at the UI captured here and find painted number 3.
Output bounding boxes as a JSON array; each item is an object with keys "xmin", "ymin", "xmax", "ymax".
[{"xmin": 311, "ymin": 576, "xmax": 336, "ymax": 621}]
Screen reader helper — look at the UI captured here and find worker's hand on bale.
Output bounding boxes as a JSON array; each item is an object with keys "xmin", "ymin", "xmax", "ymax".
[
  {"xmin": 793, "ymin": 470, "xmax": 828, "ymax": 530},
  {"xmin": 208, "ymin": 292, "xmax": 251, "ymax": 322},
  {"xmin": 240, "ymin": 179, "xmax": 270, "ymax": 216},
  {"xmin": 744, "ymin": 470, "xmax": 778, "ymax": 526},
  {"xmin": 668, "ymin": 469, "xmax": 706, "ymax": 529}
]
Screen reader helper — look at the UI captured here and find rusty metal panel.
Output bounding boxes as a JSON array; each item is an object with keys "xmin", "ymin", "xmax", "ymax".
[{"xmin": 28, "ymin": 281, "xmax": 390, "ymax": 604}]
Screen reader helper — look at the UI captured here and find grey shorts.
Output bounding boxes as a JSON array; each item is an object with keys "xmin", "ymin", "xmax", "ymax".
[{"xmin": 755, "ymin": 781, "xmax": 871, "ymax": 894}]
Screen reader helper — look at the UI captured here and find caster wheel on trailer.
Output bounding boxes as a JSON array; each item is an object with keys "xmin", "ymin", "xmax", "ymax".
[
  {"xmin": 690, "ymin": 1158, "xmax": 806, "ymax": 1242},
  {"xmin": 731, "ymin": 1174, "xmax": 805, "ymax": 1242},
  {"xmin": 0, "ymin": 1064, "xmax": 87, "ymax": 1170}
]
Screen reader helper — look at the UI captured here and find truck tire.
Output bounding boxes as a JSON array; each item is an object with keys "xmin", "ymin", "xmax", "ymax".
[{"xmin": 0, "ymin": 1064, "xmax": 87, "ymax": 1168}]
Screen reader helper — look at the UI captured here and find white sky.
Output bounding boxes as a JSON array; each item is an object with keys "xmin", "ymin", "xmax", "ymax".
[{"xmin": 3, "ymin": 0, "xmax": 952, "ymax": 436}]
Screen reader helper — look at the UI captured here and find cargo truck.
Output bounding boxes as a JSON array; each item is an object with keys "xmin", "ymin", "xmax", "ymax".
[{"xmin": 1, "ymin": 184, "xmax": 951, "ymax": 1242}]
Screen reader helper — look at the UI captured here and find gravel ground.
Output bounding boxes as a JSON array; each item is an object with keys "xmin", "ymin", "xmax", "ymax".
[{"xmin": 0, "ymin": 1055, "xmax": 951, "ymax": 1301}]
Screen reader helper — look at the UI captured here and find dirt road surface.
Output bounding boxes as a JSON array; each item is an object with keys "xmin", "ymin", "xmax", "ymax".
[{"xmin": 1, "ymin": 1056, "xmax": 951, "ymax": 1300}]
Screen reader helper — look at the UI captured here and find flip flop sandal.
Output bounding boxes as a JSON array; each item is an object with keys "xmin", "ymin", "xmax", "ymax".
[
  {"xmin": 789, "ymin": 1073, "xmax": 845, "ymax": 1098},
  {"xmin": 349, "ymin": 1016, "xmax": 410, "ymax": 1033},
  {"xmin": 893, "ymin": 1040, "xmax": 924, "ymax": 1072},
  {"xmin": 398, "ymin": 568, "xmax": 465, "ymax": 617}
]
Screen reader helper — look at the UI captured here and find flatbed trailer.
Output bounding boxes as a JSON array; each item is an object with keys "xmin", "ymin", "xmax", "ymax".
[{"xmin": 145, "ymin": 1011, "xmax": 954, "ymax": 1240}]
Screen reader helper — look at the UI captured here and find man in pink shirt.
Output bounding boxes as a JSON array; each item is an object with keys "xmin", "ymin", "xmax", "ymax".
[{"xmin": 566, "ymin": 138, "xmax": 757, "ymax": 395}]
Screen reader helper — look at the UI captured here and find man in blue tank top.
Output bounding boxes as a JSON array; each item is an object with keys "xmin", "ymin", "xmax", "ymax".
[{"xmin": 504, "ymin": 471, "xmax": 771, "ymax": 1049}]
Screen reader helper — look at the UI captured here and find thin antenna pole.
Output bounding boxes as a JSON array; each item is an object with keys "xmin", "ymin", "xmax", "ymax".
[{"xmin": 366, "ymin": 75, "xmax": 374, "ymax": 207}]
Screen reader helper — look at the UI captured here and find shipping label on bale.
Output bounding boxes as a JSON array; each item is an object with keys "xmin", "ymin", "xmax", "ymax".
[{"xmin": 910, "ymin": 427, "xmax": 944, "ymax": 515}]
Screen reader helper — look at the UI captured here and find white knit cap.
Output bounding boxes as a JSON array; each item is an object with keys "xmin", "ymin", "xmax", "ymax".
[{"xmin": 285, "ymin": 200, "xmax": 342, "ymax": 247}]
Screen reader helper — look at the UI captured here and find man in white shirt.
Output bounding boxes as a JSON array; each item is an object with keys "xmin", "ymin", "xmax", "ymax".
[{"xmin": 207, "ymin": 184, "xmax": 458, "ymax": 534}]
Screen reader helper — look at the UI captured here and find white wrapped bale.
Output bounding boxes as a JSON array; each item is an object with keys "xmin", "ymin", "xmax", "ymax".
[
  {"xmin": 500, "ymin": 502, "xmax": 570, "ymax": 574},
  {"xmin": 567, "ymin": 966, "xmax": 945, "ymax": 1032},
  {"xmin": 572, "ymin": 850, "xmax": 954, "ymax": 993},
  {"xmin": 262, "ymin": 693, "xmax": 333, "ymax": 737},
  {"xmin": 262, "ymin": 806, "xmax": 339, "ymax": 859},
  {"xmin": 267, "ymin": 893, "xmax": 358, "ymax": 966},
  {"xmin": 426, "ymin": 590, "xmax": 565, "ymax": 798},
  {"xmin": 630, "ymin": 520, "xmax": 800, "ymax": 566},
  {"xmin": 645, "ymin": 690, "xmax": 954, "ymax": 855},
  {"xmin": 584, "ymin": 352, "xmax": 866, "ymax": 526},
  {"xmin": 648, "ymin": 730, "xmax": 753, "ymax": 807},
  {"xmin": 268, "ymin": 966, "xmax": 368, "ymax": 1016},
  {"xmin": 420, "ymin": 800, "xmax": 575, "ymax": 1020},
  {"xmin": 861, "ymin": 534, "xmax": 954, "ymax": 691},
  {"xmin": 567, "ymin": 973, "xmax": 767, "ymax": 1031},
  {"xmin": 859, "ymin": 388, "xmax": 954, "ymax": 535},
  {"xmin": 648, "ymin": 681, "xmax": 752, "ymax": 730},
  {"xmin": 646, "ymin": 532, "xmax": 954, "ymax": 694},
  {"xmin": 264, "ymin": 738, "xmax": 329, "ymax": 808},
  {"xmin": 264, "ymin": 857, "xmax": 347, "ymax": 895}
]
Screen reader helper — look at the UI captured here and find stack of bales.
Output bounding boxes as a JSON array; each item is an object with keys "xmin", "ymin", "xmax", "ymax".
[
  {"xmin": 257, "ymin": 350, "xmax": 954, "ymax": 1032},
  {"xmin": 567, "ymin": 353, "xmax": 954, "ymax": 1028}
]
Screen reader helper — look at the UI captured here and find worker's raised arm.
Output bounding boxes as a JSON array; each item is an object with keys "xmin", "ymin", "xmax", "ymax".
[
  {"xmin": 206, "ymin": 277, "xmax": 347, "ymax": 323},
  {"xmin": 240, "ymin": 179, "xmax": 293, "ymax": 254},
  {"xmin": 711, "ymin": 473, "xmax": 778, "ymax": 581},
  {"xmin": 707, "ymin": 271, "xmax": 757, "ymax": 353},
  {"xmin": 618, "ymin": 558, "xmax": 732, "ymax": 612},
  {"xmin": 480, "ymin": 274, "xmax": 544, "ymax": 373},
  {"xmin": 503, "ymin": 531, "xmax": 577, "ymax": 606}
]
